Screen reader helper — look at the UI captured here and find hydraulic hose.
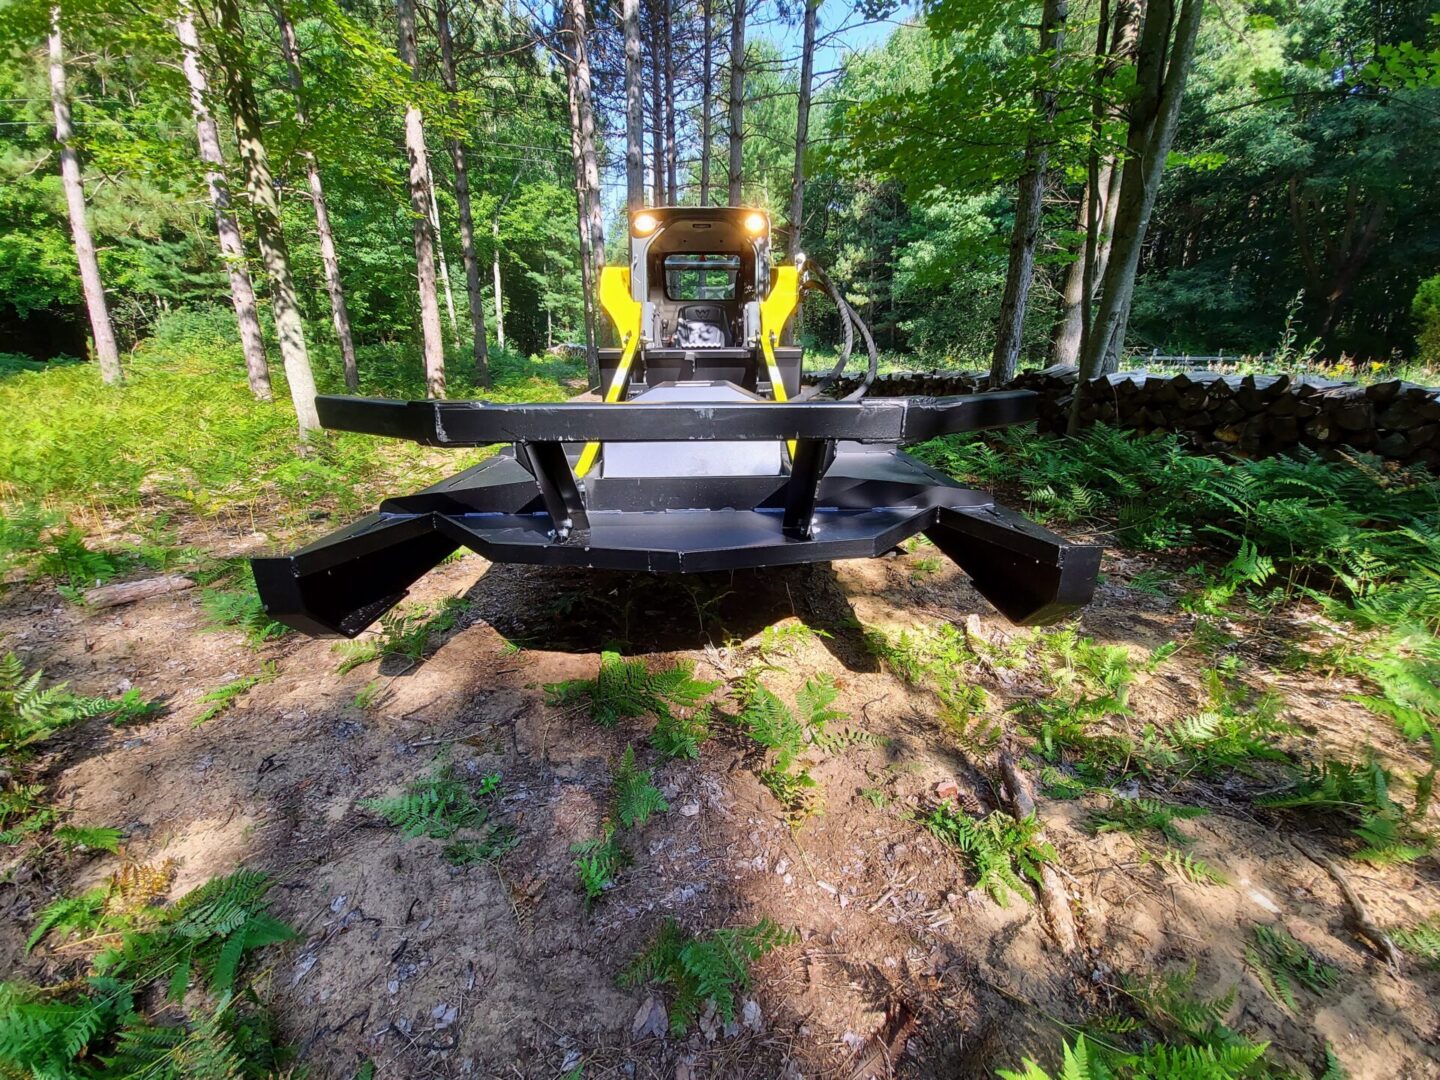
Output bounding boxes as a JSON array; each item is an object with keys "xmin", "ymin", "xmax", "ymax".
[{"xmin": 795, "ymin": 260, "xmax": 879, "ymax": 401}]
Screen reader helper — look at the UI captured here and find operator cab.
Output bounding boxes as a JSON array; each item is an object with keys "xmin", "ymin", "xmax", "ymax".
[{"xmin": 596, "ymin": 207, "xmax": 803, "ymax": 399}]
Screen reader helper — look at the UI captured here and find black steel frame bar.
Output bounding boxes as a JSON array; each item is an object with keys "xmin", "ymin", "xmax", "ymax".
[{"xmin": 314, "ymin": 389, "xmax": 1038, "ymax": 447}]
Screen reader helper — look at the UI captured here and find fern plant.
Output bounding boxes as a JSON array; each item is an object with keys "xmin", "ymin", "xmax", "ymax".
[
  {"xmin": 1390, "ymin": 916, "xmax": 1440, "ymax": 968},
  {"xmin": 573, "ymin": 826, "xmax": 629, "ymax": 907},
  {"xmin": 200, "ymin": 586, "xmax": 292, "ymax": 647},
  {"xmin": 735, "ymin": 675, "xmax": 858, "ymax": 814},
  {"xmin": 650, "ymin": 704, "xmax": 712, "ymax": 760},
  {"xmin": 546, "ymin": 650, "xmax": 719, "ymax": 728},
  {"xmin": 1244, "ymin": 924, "xmax": 1339, "ymax": 1011},
  {"xmin": 1259, "ymin": 756, "xmax": 1434, "ymax": 864},
  {"xmin": 619, "ymin": 918, "xmax": 796, "ymax": 1035},
  {"xmin": 1089, "ymin": 798, "xmax": 1207, "ymax": 846},
  {"xmin": 613, "ymin": 745, "xmax": 668, "ymax": 828},
  {"xmin": 332, "ymin": 596, "xmax": 469, "ymax": 674},
  {"xmin": 1, "ymin": 650, "xmax": 117, "ymax": 756},
  {"xmin": 362, "ymin": 760, "xmax": 500, "ymax": 840},
  {"xmin": 925, "ymin": 803, "xmax": 1055, "ymax": 907},
  {"xmin": 998, "ymin": 1033, "xmax": 1270, "ymax": 1080},
  {"xmin": 193, "ymin": 663, "xmax": 276, "ymax": 726}
]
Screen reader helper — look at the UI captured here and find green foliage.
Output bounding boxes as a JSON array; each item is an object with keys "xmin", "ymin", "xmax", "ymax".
[
  {"xmin": 998, "ymin": 1033, "xmax": 1269, "ymax": 1080},
  {"xmin": 54, "ymin": 825, "xmax": 124, "ymax": 854},
  {"xmin": 332, "ymin": 596, "xmax": 468, "ymax": 673},
  {"xmin": 572, "ymin": 827, "xmax": 629, "ymax": 908},
  {"xmin": 1390, "ymin": 916, "xmax": 1440, "ymax": 968},
  {"xmin": 1090, "ymin": 798, "xmax": 1207, "ymax": 846},
  {"xmin": 193, "ymin": 664, "xmax": 276, "ymax": 726},
  {"xmin": 756, "ymin": 621, "xmax": 829, "ymax": 661},
  {"xmin": 0, "ymin": 650, "xmax": 119, "ymax": 757},
  {"xmin": 361, "ymin": 758, "xmax": 502, "ymax": 841},
  {"xmin": 0, "ymin": 977, "xmax": 136, "ymax": 1080},
  {"xmin": 925, "ymin": 803, "xmax": 1055, "ymax": 907},
  {"xmin": 103, "ymin": 689, "xmax": 166, "ymax": 727},
  {"xmin": 200, "ymin": 586, "xmax": 292, "ymax": 647},
  {"xmin": 1181, "ymin": 542, "xmax": 1277, "ymax": 616},
  {"xmin": 27, "ymin": 887, "xmax": 111, "ymax": 953},
  {"xmin": 1244, "ymin": 925, "xmax": 1339, "ymax": 1011},
  {"xmin": 1259, "ymin": 756, "xmax": 1434, "ymax": 864},
  {"xmin": 619, "ymin": 918, "xmax": 796, "ymax": 1035},
  {"xmin": 546, "ymin": 651, "xmax": 719, "ymax": 729},
  {"xmin": 1154, "ymin": 849, "xmax": 1230, "ymax": 887},
  {"xmin": 734, "ymin": 675, "xmax": 861, "ymax": 814},
  {"xmin": 650, "ymin": 705, "xmax": 712, "ymax": 760},
  {"xmin": 613, "ymin": 745, "xmax": 668, "ymax": 829}
]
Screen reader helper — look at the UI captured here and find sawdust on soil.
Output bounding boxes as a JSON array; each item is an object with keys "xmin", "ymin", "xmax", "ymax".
[{"xmin": 2, "ymin": 520, "xmax": 1439, "ymax": 1079}]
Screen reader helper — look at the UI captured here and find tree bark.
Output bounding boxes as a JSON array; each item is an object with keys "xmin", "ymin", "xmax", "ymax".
[
  {"xmin": 649, "ymin": 0, "xmax": 665, "ymax": 204},
  {"xmin": 565, "ymin": 0, "xmax": 603, "ymax": 384},
  {"xmin": 1054, "ymin": 161, "xmax": 1118, "ymax": 366},
  {"xmin": 48, "ymin": 6, "xmax": 121, "ymax": 386},
  {"xmin": 727, "ymin": 0, "xmax": 745, "ymax": 204},
  {"xmin": 566, "ymin": 57, "xmax": 598, "ymax": 382},
  {"xmin": 425, "ymin": 151, "xmax": 462, "ymax": 347},
  {"xmin": 624, "ymin": 0, "xmax": 645, "ymax": 212},
  {"xmin": 396, "ymin": 0, "xmax": 446, "ymax": 399},
  {"xmin": 214, "ymin": 0, "xmax": 320, "ymax": 435},
  {"xmin": 1078, "ymin": 0, "xmax": 1204, "ymax": 381},
  {"xmin": 437, "ymin": 0, "xmax": 490, "ymax": 385},
  {"xmin": 175, "ymin": 0, "xmax": 271, "ymax": 400},
  {"xmin": 990, "ymin": 0, "xmax": 1067, "ymax": 385},
  {"xmin": 492, "ymin": 217, "xmax": 505, "ymax": 349},
  {"xmin": 275, "ymin": 0, "xmax": 358, "ymax": 391},
  {"xmin": 700, "ymin": 0, "xmax": 713, "ymax": 205},
  {"xmin": 663, "ymin": 0, "xmax": 677, "ymax": 199},
  {"xmin": 786, "ymin": 0, "xmax": 818, "ymax": 257}
]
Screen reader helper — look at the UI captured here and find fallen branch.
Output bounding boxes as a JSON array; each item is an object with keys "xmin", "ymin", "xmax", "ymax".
[
  {"xmin": 1293, "ymin": 840, "xmax": 1402, "ymax": 976},
  {"xmin": 83, "ymin": 575, "xmax": 194, "ymax": 608},
  {"xmin": 998, "ymin": 745, "xmax": 1080, "ymax": 955}
]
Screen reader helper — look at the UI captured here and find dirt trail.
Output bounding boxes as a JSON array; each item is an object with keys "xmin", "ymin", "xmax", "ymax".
[{"xmin": 2, "ymin": 538, "xmax": 1438, "ymax": 1079}]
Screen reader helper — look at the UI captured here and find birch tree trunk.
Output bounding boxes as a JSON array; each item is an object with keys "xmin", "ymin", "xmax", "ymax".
[
  {"xmin": 214, "ymin": 0, "xmax": 319, "ymax": 434},
  {"xmin": 566, "ymin": 58, "xmax": 598, "ymax": 381},
  {"xmin": 786, "ymin": 0, "xmax": 817, "ymax": 256},
  {"xmin": 989, "ymin": 0, "xmax": 1067, "ymax": 385},
  {"xmin": 424, "ymin": 152, "xmax": 462, "ymax": 347},
  {"xmin": 437, "ymin": 0, "xmax": 490, "ymax": 385},
  {"xmin": 1078, "ymin": 0, "xmax": 1204, "ymax": 381},
  {"xmin": 48, "ymin": 6, "xmax": 121, "ymax": 386},
  {"xmin": 175, "ymin": 0, "xmax": 270, "ymax": 400},
  {"xmin": 700, "ymin": 0, "xmax": 712, "ymax": 205},
  {"xmin": 396, "ymin": 0, "xmax": 446, "ymax": 399},
  {"xmin": 275, "ymin": 0, "xmax": 358, "ymax": 391},
  {"xmin": 492, "ymin": 218, "xmax": 505, "ymax": 349},
  {"xmin": 727, "ymin": 0, "xmax": 745, "ymax": 204},
  {"xmin": 624, "ymin": 0, "xmax": 644, "ymax": 212}
]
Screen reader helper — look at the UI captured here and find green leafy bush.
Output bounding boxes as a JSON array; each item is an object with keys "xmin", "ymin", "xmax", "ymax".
[
  {"xmin": 925, "ymin": 803, "xmax": 1055, "ymax": 906},
  {"xmin": 546, "ymin": 650, "xmax": 719, "ymax": 728}
]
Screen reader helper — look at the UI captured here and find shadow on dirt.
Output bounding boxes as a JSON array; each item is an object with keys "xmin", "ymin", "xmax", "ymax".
[{"xmin": 462, "ymin": 561, "xmax": 882, "ymax": 672}]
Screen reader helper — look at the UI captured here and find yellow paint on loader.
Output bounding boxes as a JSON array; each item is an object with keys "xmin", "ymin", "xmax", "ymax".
[{"xmin": 576, "ymin": 266, "xmax": 642, "ymax": 478}]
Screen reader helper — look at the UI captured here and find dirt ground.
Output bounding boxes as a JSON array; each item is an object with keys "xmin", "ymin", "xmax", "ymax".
[{"xmin": 2, "ymin": 510, "xmax": 1439, "ymax": 1079}]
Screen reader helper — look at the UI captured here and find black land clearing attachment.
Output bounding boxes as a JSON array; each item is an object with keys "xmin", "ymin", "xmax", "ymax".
[{"xmin": 251, "ymin": 206, "xmax": 1099, "ymax": 637}]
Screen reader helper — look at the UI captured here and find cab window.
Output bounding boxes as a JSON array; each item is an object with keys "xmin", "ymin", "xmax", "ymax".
[{"xmin": 663, "ymin": 254, "xmax": 740, "ymax": 301}]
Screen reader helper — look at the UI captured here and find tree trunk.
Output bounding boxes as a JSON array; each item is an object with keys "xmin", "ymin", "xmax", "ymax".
[
  {"xmin": 437, "ymin": 0, "xmax": 490, "ymax": 385},
  {"xmin": 425, "ymin": 151, "xmax": 462, "ymax": 347},
  {"xmin": 396, "ymin": 0, "xmax": 446, "ymax": 399},
  {"xmin": 650, "ymin": 0, "xmax": 665, "ymax": 205},
  {"xmin": 786, "ymin": 0, "xmax": 817, "ymax": 257},
  {"xmin": 663, "ymin": 0, "xmax": 677, "ymax": 199},
  {"xmin": 566, "ymin": 0, "xmax": 603, "ymax": 384},
  {"xmin": 275, "ymin": 0, "xmax": 358, "ymax": 391},
  {"xmin": 989, "ymin": 0, "xmax": 1067, "ymax": 385},
  {"xmin": 492, "ymin": 218, "xmax": 505, "ymax": 349},
  {"xmin": 624, "ymin": 0, "xmax": 644, "ymax": 212},
  {"xmin": 1078, "ymin": 0, "xmax": 1203, "ymax": 382},
  {"xmin": 214, "ymin": 0, "xmax": 320, "ymax": 435},
  {"xmin": 48, "ymin": 6, "xmax": 121, "ymax": 385},
  {"xmin": 566, "ymin": 61, "xmax": 598, "ymax": 381},
  {"xmin": 175, "ymin": 0, "xmax": 271, "ymax": 400},
  {"xmin": 1053, "ymin": 161, "xmax": 1117, "ymax": 366},
  {"xmin": 727, "ymin": 0, "xmax": 745, "ymax": 204},
  {"xmin": 700, "ymin": 0, "xmax": 713, "ymax": 205}
]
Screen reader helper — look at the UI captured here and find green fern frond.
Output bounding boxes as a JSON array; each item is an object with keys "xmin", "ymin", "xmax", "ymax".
[
  {"xmin": 1245, "ymin": 925, "xmax": 1339, "ymax": 1012},
  {"xmin": 1390, "ymin": 915, "xmax": 1440, "ymax": 967},
  {"xmin": 1157, "ymin": 848, "xmax": 1229, "ymax": 886},
  {"xmin": 926, "ymin": 804, "xmax": 1054, "ymax": 907},
  {"xmin": 613, "ymin": 745, "xmax": 668, "ymax": 828},
  {"xmin": 572, "ymin": 826, "xmax": 629, "ymax": 907},
  {"xmin": 547, "ymin": 651, "xmax": 719, "ymax": 728}
]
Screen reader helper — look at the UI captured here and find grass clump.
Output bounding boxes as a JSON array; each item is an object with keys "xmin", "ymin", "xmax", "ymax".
[
  {"xmin": 619, "ymin": 918, "xmax": 796, "ymax": 1035},
  {"xmin": 1244, "ymin": 924, "xmax": 1340, "ymax": 1011},
  {"xmin": 925, "ymin": 803, "xmax": 1055, "ymax": 907}
]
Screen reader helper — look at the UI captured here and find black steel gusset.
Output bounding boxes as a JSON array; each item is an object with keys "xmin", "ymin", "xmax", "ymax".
[
  {"xmin": 782, "ymin": 439, "xmax": 837, "ymax": 540},
  {"xmin": 515, "ymin": 440, "xmax": 590, "ymax": 540}
]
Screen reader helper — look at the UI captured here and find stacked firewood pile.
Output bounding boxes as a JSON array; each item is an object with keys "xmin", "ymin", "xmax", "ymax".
[{"xmin": 827, "ymin": 363, "xmax": 1440, "ymax": 469}]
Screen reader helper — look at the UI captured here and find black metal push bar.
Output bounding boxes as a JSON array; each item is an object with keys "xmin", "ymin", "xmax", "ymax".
[{"xmin": 314, "ymin": 389, "xmax": 1039, "ymax": 446}]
